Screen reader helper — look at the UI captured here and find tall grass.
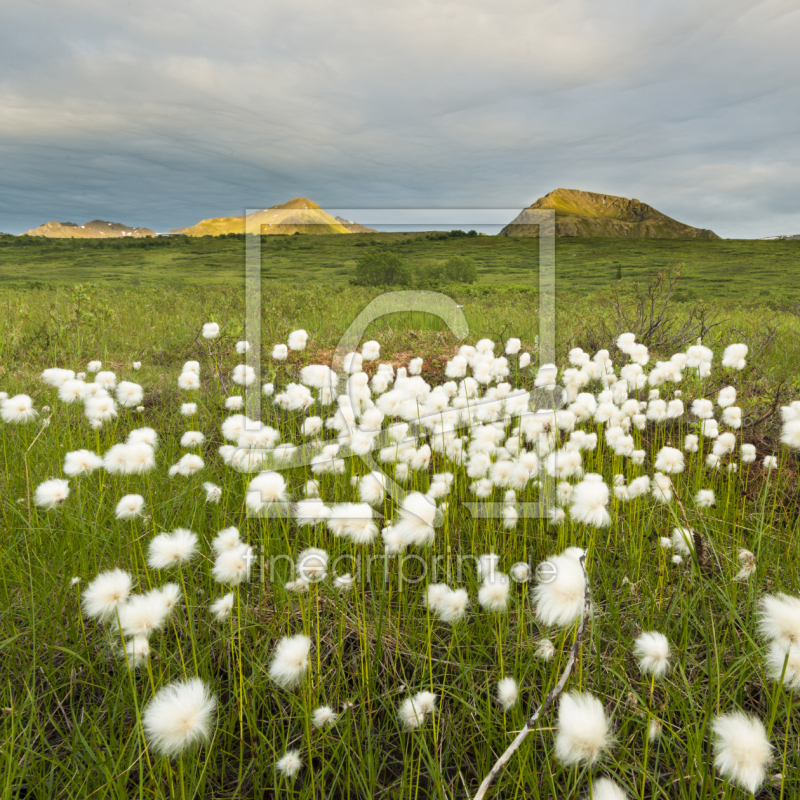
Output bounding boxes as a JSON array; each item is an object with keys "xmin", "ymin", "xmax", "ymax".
[{"xmin": 1, "ymin": 285, "xmax": 799, "ymax": 799}]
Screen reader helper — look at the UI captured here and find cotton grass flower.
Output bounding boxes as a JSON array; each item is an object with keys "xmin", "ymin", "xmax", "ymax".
[
  {"xmin": 82, "ymin": 568, "xmax": 132, "ymax": 621},
  {"xmin": 671, "ymin": 527, "xmax": 695, "ymax": 556},
  {"xmin": 654, "ymin": 446, "xmax": 684, "ymax": 474},
  {"xmin": 34, "ymin": 478, "xmax": 69, "ymax": 510},
  {"xmin": 142, "ymin": 678, "xmax": 217, "ymax": 758},
  {"xmin": 212, "ymin": 543, "xmax": 253, "ymax": 586},
  {"xmin": 695, "ymin": 489, "xmax": 715, "ymax": 508},
  {"xmin": 536, "ymin": 638, "xmax": 556, "ymax": 660},
  {"xmin": 115, "ymin": 494, "xmax": 145, "ymax": 520},
  {"xmin": 148, "ymin": 529, "xmax": 198, "ymax": 569},
  {"xmin": 569, "ymin": 477, "xmax": 611, "ymax": 527},
  {"xmin": 765, "ymin": 642, "xmax": 800, "ymax": 691},
  {"xmin": 722, "ymin": 343, "xmax": 748, "ymax": 371},
  {"xmin": 116, "ymin": 381, "xmax": 143, "ymax": 407},
  {"xmin": 2, "ymin": 394, "xmax": 39, "ymax": 424},
  {"xmin": 633, "ymin": 631, "xmax": 671, "ymax": 678},
  {"xmin": 181, "ymin": 403, "xmax": 197, "ymax": 416},
  {"xmin": 268, "ymin": 634, "xmax": 311, "ymax": 689},
  {"xmin": 202, "ymin": 482, "xmax": 222, "ymax": 504},
  {"xmin": 533, "ymin": 551, "xmax": 587, "ymax": 628},
  {"xmin": 312, "ymin": 706, "xmax": 338, "ymax": 728},
  {"xmin": 201, "ymin": 322, "xmax": 219, "ymax": 339},
  {"xmin": 651, "ymin": 473, "xmax": 673, "ymax": 503},
  {"xmin": 64, "ymin": 449, "xmax": 103, "ymax": 476},
  {"xmin": 210, "ymin": 593, "xmax": 234, "ymax": 621},
  {"xmin": 478, "ymin": 572, "xmax": 510, "ymax": 612},
  {"xmin": 296, "ymin": 547, "xmax": 328, "ymax": 583},
  {"xmin": 275, "ymin": 749, "xmax": 302, "ymax": 779},
  {"xmin": 759, "ymin": 594, "xmax": 800, "ymax": 649},
  {"xmin": 398, "ymin": 691, "xmax": 436, "ymax": 729},
  {"xmin": 287, "ymin": 329, "xmax": 308, "ymax": 351},
  {"xmin": 122, "ymin": 635, "xmax": 151, "ymax": 669},
  {"xmin": 711, "ymin": 712, "xmax": 772, "ymax": 793},
  {"xmin": 554, "ymin": 691, "xmax": 613, "ymax": 766},
  {"xmin": 510, "ymin": 562, "xmax": 530, "ymax": 583},
  {"xmin": 180, "ymin": 431, "xmax": 205, "ymax": 448},
  {"xmin": 591, "ymin": 778, "xmax": 628, "ymax": 800},
  {"xmin": 117, "ymin": 592, "xmax": 170, "ymax": 637},
  {"xmin": 496, "ymin": 677, "xmax": 519, "ymax": 711}
]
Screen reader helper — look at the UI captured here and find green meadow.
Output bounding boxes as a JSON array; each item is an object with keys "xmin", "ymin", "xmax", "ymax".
[
  {"xmin": 2, "ymin": 233, "xmax": 800, "ymax": 799},
  {"xmin": 2, "ymin": 233, "xmax": 799, "ymax": 304}
]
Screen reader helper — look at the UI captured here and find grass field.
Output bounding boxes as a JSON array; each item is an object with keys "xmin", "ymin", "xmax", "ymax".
[
  {"xmin": 2, "ymin": 233, "xmax": 799, "ymax": 304},
  {"xmin": 2, "ymin": 239, "xmax": 800, "ymax": 799}
]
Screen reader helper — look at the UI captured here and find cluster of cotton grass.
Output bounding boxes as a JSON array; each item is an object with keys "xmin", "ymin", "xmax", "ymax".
[{"xmin": 7, "ymin": 320, "xmax": 800, "ymax": 796}]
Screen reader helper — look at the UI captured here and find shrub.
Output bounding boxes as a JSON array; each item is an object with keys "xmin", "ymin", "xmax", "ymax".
[{"xmin": 352, "ymin": 251, "xmax": 412, "ymax": 286}]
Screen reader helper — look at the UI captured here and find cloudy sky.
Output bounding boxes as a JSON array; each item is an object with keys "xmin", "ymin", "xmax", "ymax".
[{"xmin": 1, "ymin": 0, "xmax": 799, "ymax": 237}]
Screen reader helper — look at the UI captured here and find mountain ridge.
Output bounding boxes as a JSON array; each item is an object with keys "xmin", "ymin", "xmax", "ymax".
[
  {"xmin": 173, "ymin": 198, "xmax": 353, "ymax": 236},
  {"xmin": 21, "ymin": 219, "xmax": 156, "ymax": 238}
]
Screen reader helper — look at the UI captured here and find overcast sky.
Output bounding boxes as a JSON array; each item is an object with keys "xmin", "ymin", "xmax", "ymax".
[{"xmin": 1, "ymin": 0, "xmax": 799, "ymax": 237}]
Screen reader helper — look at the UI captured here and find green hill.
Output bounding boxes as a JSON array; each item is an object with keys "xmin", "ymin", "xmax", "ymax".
[{"xmin": 499, "ymin": 188, "xmax": 719, "ymax": 239}]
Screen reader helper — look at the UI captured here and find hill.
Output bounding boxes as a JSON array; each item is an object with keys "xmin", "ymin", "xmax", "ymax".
[
  {"xmin": 334, "ymin": 215, "xmax": 378, "ymax": 233},
  {"xmin": 174, "ymin": 198, "xmax": 352, "ymax": 236},
  {"xmin": 21, "ymin": 220, "xmax": 155, "ymax": 238},
  {"xmin": 499, "ymin": 188, "xmax": 719, "ymax": 239}
]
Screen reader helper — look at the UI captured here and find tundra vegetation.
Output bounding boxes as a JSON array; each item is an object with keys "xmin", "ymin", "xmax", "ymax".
[{"xmin": 1, "ymin": 242, "xmax": 800, "ymax": 798}]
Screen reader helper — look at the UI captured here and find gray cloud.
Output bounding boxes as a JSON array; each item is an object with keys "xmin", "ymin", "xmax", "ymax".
[{"xmin": 1, "ymin": 0, "xmax": 799, "ymax": 236}]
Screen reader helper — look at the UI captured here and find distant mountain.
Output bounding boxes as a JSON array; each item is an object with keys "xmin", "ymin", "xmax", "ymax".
[
  {"xmin": 761, "ymin": 234, "xmax": 800, "ymax": 240},
  {"xmin": 499, "ymin": 189, "xmax": 719, "ymax": 239},
  {"xmin": 21, "ymin": 220, "xmax": 156, "ymax": 238},
  {"xmin": 173, "ymin": 198, "xmax": 352, "ymax": 236},
  {"xmin": 334, "ymin": 215, "xmax": 378, "ymax": 233}
]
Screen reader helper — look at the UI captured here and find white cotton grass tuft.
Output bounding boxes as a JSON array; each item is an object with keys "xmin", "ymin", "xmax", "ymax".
[
  {"xmin": 312, "ymin": 706, "xmax": 339, "ymax": 728},
  {"xmin": 142, "ymin": 678, "xmax": 217, "ymax": 758},
  {"xmin": 554, "ymin": 691, "xmax": 613, "ymax": 766},
  {"xmin": 287, "ymin": 329, "xmax": 308, "ymax": 351},
  {"xmin": 633, "ymin": 631, "xmax": 671, "ymax": 678},
  {"xmin": 591, "ymin": 778, "xmax": 628, "ymax": 800},
  {"xmin": 654, "ymin": 446, "xmax": 684, "ymax": 474},
  {"xmin": 569, "ymin": 477, "xmax": 611, "ymax": 528},
  {"xmin": 651, "ymin": 472, "xmax": 673, "ymax": 504},
  {"xmin": 722, "ymin": 343, "xmax": 748, "ymax": 371},
  {"xmin": 758, "ymin": 593, "xmax": 800, "ymax": 649},
  {"xmin": 671, "ymin": 527, "xmax": 695, "ymax": 556},
  {"xmin": 64, "ymin": 449, "xmax": 103, "ymax": 476},
  {"xmin": 212, "ymin": 543, "xmax": 254, "ymax": 586},
  {"xmin": 295, "ymin": 547, "xmax": 328, "ymax": 583},
  {"xmin": 276, "ymin": 749, "xmax": 303, "ymax": 779},
  {"xmin": 202, "ymin": 322, "xmax": 219, "ymax": 339},
  {"xmin": 34, "ymin": 478, "xmax": 70, "ymax": 510},
  {"xmin": 478, "ymin": 572, "xmax": 510, "ymax": 612},
  {"xmin": 496, "ymin": 677, "xmax": 519, "ymax": 711},
  {"xmin": 533, "ymin": 551, "xmax": 586, "ymax": 629},
  {"xmin": 510, "ymin": 562, "xmax": 530, "ymax": 583},
  {"xmin": 390, "ymin": 492, "xmax": 437, "ymax": 547},
  {"xmin": 117, "ymin": 591, "xmax": 170, "ymax": 637},
  {"xmin": 398, "ymin": 691, "xmax": 437, "ymax": 729},
  {"xmin": 203, "ymin": 482, "xmax": 222, "ymax": 504},
  {"xmin": 268, "ymin": 634, "xmax": 311, "ymax": 689},
  {"xmin": 695, "ymin": 489, "xmax": 715, "ymax": 508},
  {"xmin": 115, "ymin": 494, "xmax": 146, "ymax": 520},
  {"xmin": 210, "ymin": 593, "xmax": 234, "ymax": 621},
  {"xmin": 82, "ymin": 568, "xmax": 132, "ymax": 621},
  {"xmin": 148, "ymin": 529, "xmax": 198, "ymax": 569},
  {"xmin": 121, "ymin": 635, "xmax": 151, "ymax": 669},
  {"xmin": 711, "ymin": 711, "xmax": 772, "ymax": 793}
]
